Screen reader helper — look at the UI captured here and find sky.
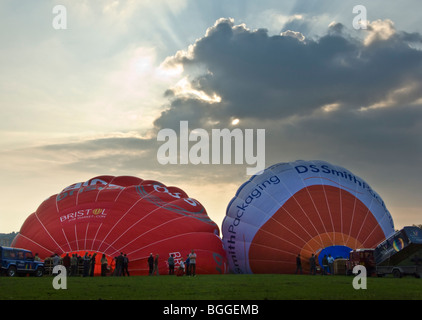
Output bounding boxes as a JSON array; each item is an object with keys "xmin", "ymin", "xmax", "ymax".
[{"xmin": 0, "ymin": 0, "xmax": 421, "ymax": 233}]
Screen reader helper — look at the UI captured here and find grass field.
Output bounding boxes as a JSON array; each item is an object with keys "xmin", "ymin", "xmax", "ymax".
[{"xmin": 0, "ymin": 274, "xmax": 421, "ymax": 300}]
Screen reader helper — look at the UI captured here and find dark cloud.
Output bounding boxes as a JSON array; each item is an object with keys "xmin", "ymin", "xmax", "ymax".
[
  {"xmin": 151, "ymin": 18, "xmax": 422, "ymax": 211},
  {"xmin": 156, "ymin": 18, "xmax": 422, "ymax": 129}
]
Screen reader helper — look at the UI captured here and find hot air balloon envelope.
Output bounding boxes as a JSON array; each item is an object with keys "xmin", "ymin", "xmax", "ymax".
[
  {"xmin": 222, "ymin": 160, "xmax": 394, "ymax": 274},
  {"xmin": 13, "ymin": 176, "xmax": 227, "ymax": 275}
]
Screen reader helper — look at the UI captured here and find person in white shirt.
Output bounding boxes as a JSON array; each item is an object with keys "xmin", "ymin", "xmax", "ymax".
[
  {"xmin": 188, "ymin": 250, "xmax": 197, "ymax": 276},
  {"xmin": 177, "ymin": 259, "xmax": 185, "ymax": 276},
  {"xmin": 327, "ymin": 254, "xmax": 335, "ymax": 275}
]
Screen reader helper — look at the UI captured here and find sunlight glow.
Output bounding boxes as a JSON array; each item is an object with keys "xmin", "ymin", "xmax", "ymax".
[
  {"xmin": 364, "ymin": 19, "xmax": 396, "ymax": 46},
  {"xmin": 172, "ymin": 77, "xmax": 222, "ymax": 103},
  {"xmin": 321, "ymin": 103, "xmax": 340, "ymax": 113}
]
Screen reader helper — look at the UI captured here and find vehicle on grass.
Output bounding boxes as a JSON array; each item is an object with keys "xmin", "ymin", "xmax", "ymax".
[
  {"xmin": 345, "ymin": 226, "xmax": 422, "ymax": 278},
  {"xmin": 374, "ymin": 226, "xmax": 422, "ymax": 278},
  {"xmin": 0, "ymin": 246, "xmax": 44, "ymax": 277},
  {"xmin": 346, "ymin": 248, "xmax": 376, "ymax": 276}
]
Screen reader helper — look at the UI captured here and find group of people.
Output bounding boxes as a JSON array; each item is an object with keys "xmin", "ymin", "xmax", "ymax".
[
  {"xmin": 47, "ymin": 252, "xmax": 130, "ymax": 277},
  {"xmin": 48, "ymin": 252, "xmax": 97, "ymax": 277},
  {"xmin": 111, "ymin": 252, "xmax": 130, "ymax": 276},
  {"xmin": 148, "ymin": 249, "xmax": 197, "ymax": 277},
  {"xmin": 45, "ymin": 249, "xmax": 199, "ymax": 277},
  {"xmin": 295, "ymin": 253, "xmax": 336, "ymax": 275}
]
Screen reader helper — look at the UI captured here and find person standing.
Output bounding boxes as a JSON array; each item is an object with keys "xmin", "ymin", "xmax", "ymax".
[
  {"xmin": 322, "ymin": 255, "xmax": 329, "ymax": 275},
  {"xmin": 189, "ymin": 250, "xmax": 197, "ymax": 277},
  {"xmin": 309, "ymin": 253, "xmax": 316, "ymax": 275},
  {"xmin": 123, "ymin": 254, "xmax": 130, "ymax": 276},
  {"xmin": 77, "ymin": 254, "xmax": 83, "ymax": 275},
  {"xmin": 185, "ymin": 254, "xmax": 190, "ymax": 276},
  {"xmin": 83, "ymin": 252, "xmax": 90, "ymax": 277},
  {"xmin": 52, "ymin": 253, "xmax": 61, "ymax": 275},
  {"xmin": 114, "ymin": 252, "xmax": 124, "ymax": 276},
  {"xmin": 101, "ymin": 254, "xmax": 108, "ymax": 277},
  {"xmin": 148, "ymin": 253, "xmax": 154, "ymax": 276},
  {"xmin": 327, "ymin": 254, "xmax": 335, "ymax": 275},
  {"xmin": 168, "ymin": 254, "xmax": 175, "ymax": 275},
  {"xmin": 63, "ymin": 253, "xmax": 71, "ymax": 275},
  {"xmin": 70, "ymin": 254, "xmax": 78, "ymax": 276},
  {"xmin": 295, "ymin": 254, "xmax": 302, "ymax": 274},
  {"xmin": 89, "ymin": 253, "xmax": 97, "ymax": 277},
  {"xmin": 153, "ymin": 254, "xmax": 159, "ymax": 276}
]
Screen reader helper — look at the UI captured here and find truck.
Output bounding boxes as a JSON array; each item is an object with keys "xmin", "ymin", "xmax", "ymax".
[
  {"xmin": 0, "ymin": 246, "xmax": 44, "ymax": 277},
  {"xmin": 374, "ymin": 226, "xmax": 422, "ymax": 278}
]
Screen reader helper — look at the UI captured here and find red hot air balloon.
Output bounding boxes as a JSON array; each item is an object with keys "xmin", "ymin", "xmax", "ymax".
[
  {"xmin": 222, "ymin": 160, "xmax": 395, "ymax": 274},
  {"xmin": 12, "ymin": 176, "xmax": 227, "ymax": 276}
]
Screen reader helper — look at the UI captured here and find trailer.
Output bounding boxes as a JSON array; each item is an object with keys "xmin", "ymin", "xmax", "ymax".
[
  {"xmin": 346, "ymin": 248, "xmax": 376, "ymax": 276},
  {"xmin": 374, "ymin": 226, "xmax": 422, "ymax": 278}
]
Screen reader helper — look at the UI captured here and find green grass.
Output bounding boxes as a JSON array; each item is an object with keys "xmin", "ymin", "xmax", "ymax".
[{"xmin": 0, "ymin": 274, "xmax": 421, "ymax": 300}]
